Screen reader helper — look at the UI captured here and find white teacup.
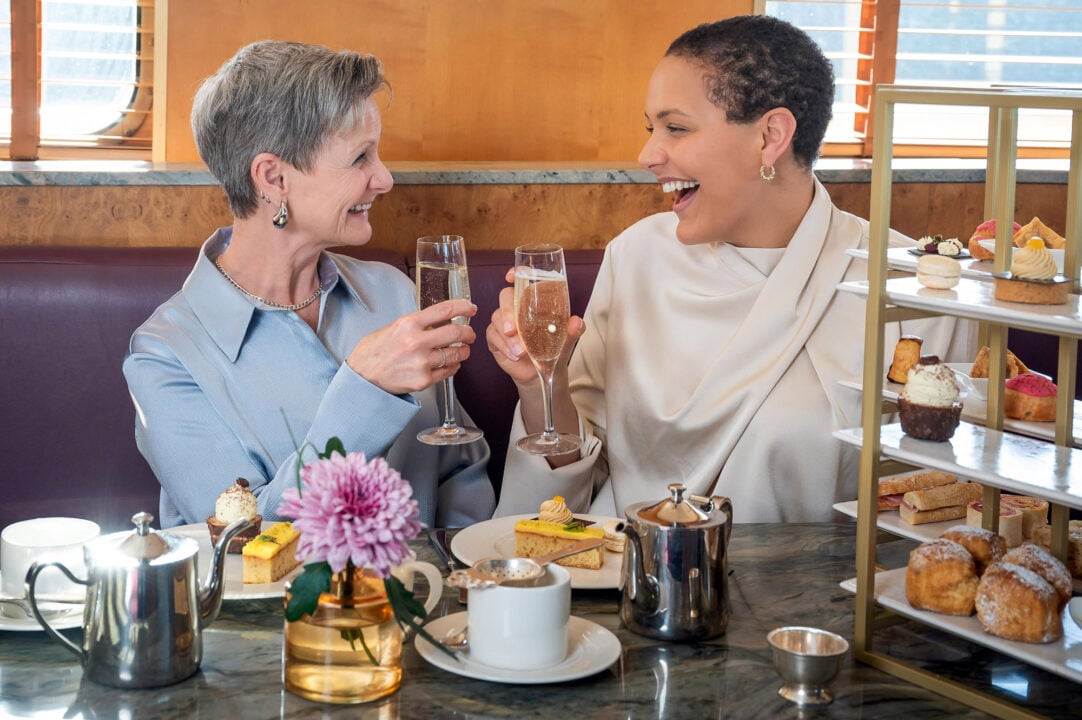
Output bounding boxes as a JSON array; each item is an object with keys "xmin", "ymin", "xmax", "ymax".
[
  {"xmin": 1, "ymin": 517, "xmax": 100, "ymax": 617},
  {"xmin": 390, "ymin": 558, "xmax": 443, "ymax": 616},
  {"xmin": 467, "ymin": 564, "xmax": 571, "ymax": 670}
]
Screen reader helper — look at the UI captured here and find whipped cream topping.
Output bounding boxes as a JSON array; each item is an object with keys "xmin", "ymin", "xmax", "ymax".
[
  {"xmin": 215, "ymin": 478, "xmax": 259, "ymax": 523},
  {"xmin": 902, "ymin": 357, "xmax": 960, "ymax": 408},
  {"xmin": 538, "ymin": 495, "xmax": 574, "ymax": 524},
  {"xmin": 1010, "ymin": 239, "xmax": 1058, "ymax": 280}
]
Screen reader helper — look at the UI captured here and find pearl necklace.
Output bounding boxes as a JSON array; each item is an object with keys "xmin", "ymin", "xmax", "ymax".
[{"xmin": 214, "ymin": 257, "xmax": 323, "ymax": 311}]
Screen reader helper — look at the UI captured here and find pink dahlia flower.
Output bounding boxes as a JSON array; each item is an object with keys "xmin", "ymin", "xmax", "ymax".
[{"xmin": 277, "ymin": 452, "xmax": 422, "ymax": 578}]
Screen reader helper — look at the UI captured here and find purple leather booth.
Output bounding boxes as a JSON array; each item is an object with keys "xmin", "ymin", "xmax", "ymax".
[{"xmin": 0, "ymin": 245, "xmax": 601, "ymax": 532}]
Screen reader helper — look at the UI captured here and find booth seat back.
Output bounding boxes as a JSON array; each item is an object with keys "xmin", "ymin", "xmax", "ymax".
[{"xmin": 0, "ymin": 245, "xmax": 601, "ymax": 532}]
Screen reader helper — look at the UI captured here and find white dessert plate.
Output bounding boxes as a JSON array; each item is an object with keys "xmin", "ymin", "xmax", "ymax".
[
  {"xmin": 846, "ymin": 247, "xmax": 989, "ymax": 279},
  {"xmin": 840, "ymin": 568, "xmax": 1082, "ymax": 684},
  {"xmin": 0, "ymin": 572, "xmax": 83, "ymax": 632},
  {"xmin": 169, "ymin": 524, "xmax": 302, "ymax": 600},
  {"xmin": 415, "ymin": 612, "xmax": 621, "ymax": 684},
  {"xmin": 450, "ymin": 514, "xmax": 622, "ymax": 590}
]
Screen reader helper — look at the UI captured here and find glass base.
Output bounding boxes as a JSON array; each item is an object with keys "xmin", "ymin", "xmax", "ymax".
[
  {"xmin": 515, "ymin": 432, "xmax": 581, "ymax": 457},
  {"xmin": 416, "ymin": 425, "xmax": 484, "ymax": 446}
]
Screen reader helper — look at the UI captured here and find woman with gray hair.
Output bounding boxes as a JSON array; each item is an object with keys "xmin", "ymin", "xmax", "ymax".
[{"xmin": 124, "ymin": 41, "xmax": 493, "ymax": 528}]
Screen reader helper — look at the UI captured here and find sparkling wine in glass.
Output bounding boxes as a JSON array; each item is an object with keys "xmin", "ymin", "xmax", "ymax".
[
  {"xmin": 513, "ymin": 243, "xmax": 581, "ymax": 456},
  {"xmin": 415, "ymin": 235, "xmax": 483, "ymax": 445}
]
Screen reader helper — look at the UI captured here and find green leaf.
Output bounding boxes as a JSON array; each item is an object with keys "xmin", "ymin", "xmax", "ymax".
[
  {"xmin": 321, "ymin": 437, "xmax": 346, "ymax": 459},
  {"xmin": 563, "ymin": 520, "xmax": 585, "ymax": 532},
  {"xmin": 284, "ymin": 562, "xmax": 333, "ymax": 622},
  {"xmin": 384, "ymin": 576, "xmax": 457, "ymax": 659}
]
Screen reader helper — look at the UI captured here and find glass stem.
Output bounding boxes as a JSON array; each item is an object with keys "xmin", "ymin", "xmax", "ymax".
[
  {"xmin": 440, "ymin": 376, "xmax": 459, "ymax": 430},
  {"xmin": 539, "ymin": 369, "xmax": 557, "ymax": 441}
]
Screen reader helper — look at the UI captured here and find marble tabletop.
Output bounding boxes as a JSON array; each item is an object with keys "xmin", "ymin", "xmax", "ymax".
[{"xmin": 0, "ymin": 522, "xmax": 1075, "ymax": 719}]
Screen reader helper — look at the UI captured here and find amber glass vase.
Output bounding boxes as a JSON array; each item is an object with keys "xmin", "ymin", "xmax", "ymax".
[{"xmin": 283, "ymin": 565, "xmax": 403, "ymax": 704}]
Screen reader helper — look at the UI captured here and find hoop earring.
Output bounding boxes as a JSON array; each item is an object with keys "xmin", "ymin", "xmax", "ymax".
[
  {"xmin": 760, "ymin": 164, "xmax": 776, "ymax": 182},
  {"xmin": 272, "ymin": 200, "xmax": 289, "ymax": 228}
]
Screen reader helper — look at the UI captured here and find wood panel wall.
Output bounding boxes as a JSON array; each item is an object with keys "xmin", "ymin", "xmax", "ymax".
[
  {"xmin": 161, "ymin": 0, "xmax": 750, "ymax": 163},
  {"xmin": 2, "ymin": 182, "xmax": 1067, "ymax": 254}
]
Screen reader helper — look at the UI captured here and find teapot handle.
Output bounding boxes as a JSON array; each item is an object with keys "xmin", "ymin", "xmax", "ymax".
[
  {"xmin": 27, "ymin": 560, "xmax": 87, "ymax": 663},
  {"xmin": 714, "ymin": 496, "xmax": 734, "ymax": 544}
]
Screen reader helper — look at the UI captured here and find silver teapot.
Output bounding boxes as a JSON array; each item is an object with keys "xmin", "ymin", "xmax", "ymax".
[
  {"xmin": 26, "ymin": 511, "xmax": 250, "ymax": 688},
  {"xmin": 620, "ymin": 483, "xmax": 733, "ymax": 641}
]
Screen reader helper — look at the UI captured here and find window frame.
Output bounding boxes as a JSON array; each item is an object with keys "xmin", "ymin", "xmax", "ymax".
[
  {"xmin": 758, "ymin": 0, "xmax": 1078, "ymax": 160},
  {"xmin": 7, "ymin": 0, "xmax": 153, "ymax": 161}
]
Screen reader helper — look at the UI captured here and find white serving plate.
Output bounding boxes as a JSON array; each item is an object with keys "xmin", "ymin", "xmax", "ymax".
[
  {"xmin": 838, "ymin": 276, "xmax": 1082, "ymax": 339},
  {"xmin": 415, "ymin": 612, "xmax": 621, "ymax": 684},
  {"xmin": 451, "ymin": 514, "xmax": 622, "ymax": 590},
  {"xmin": 833, "ymin": 423, "xmax": 1082, "ymax": 511},
  {"xmin": 840, "ymin": 568, "xmax": 1082, "ymax": 684},
  {"xmin": 169, "ymin": 524, "xmax": 302, "ymax": 600},
  {"xmin": 846, "ymin": 247, "xmax": 990, "ymax": 279}
]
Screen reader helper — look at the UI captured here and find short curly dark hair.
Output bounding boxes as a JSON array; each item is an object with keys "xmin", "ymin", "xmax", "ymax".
[{"xmin": 666, "ymin": 15, "xmax": 834, "ymax": 168}]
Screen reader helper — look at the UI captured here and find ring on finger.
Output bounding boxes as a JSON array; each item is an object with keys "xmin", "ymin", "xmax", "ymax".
[{"xmin": 435, "ymin": 347, "xmax": 448, "ymax": 369}]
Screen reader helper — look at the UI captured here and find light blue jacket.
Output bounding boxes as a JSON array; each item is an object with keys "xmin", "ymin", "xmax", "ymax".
[{"xmin": 123, "ymin": 228, "xmax": 494, "ymax": 529}]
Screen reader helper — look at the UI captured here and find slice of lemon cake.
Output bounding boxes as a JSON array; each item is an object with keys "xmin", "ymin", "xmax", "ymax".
[
  {"xmin": 242, "ymin": 521, "xmax": 301, "ymax": 583},
  {"xmin": 513, "ymin": 519, "xmax": 604, "ymax": 570}
]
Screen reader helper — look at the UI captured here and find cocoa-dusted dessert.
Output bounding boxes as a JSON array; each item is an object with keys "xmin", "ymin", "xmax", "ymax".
[
  {"xmin": 898, "ymin": 355, "xmax": 963, "ymax": 441},
  {"xmin": 206, "ymin": 478, "xmax": 263, "ymax": 553}
]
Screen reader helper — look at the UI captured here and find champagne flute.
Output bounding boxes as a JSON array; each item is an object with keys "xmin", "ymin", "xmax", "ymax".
[
  {"xmin": 513, "ymin": 243, "xmax": 582, "ymax": 456},
  {"xmin": 415, "ymin": 235, "xmax": 483, "ymax": 445}
]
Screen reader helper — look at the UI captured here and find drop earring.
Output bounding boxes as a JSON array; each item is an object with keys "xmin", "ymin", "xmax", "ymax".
[{"xmin": 272, "ymin": 199, "xmax": 289, "ymax": 228}]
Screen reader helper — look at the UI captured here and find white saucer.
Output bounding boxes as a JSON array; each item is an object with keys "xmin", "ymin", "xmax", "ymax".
[
  {"xmin": 415, "ymin": 612, "xmax": 621, "ymax": 684},
  {"xmin": 0, "ymin": 572, "xmax": 83, "ymax": 632}
]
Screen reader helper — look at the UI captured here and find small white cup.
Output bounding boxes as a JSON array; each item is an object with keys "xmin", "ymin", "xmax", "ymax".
[
  {"xmin": 1, "ymin": 517, "xmax": 100, "ymax": 617},
  {"xmin": 467, "ymin": 564, "xmax": 571, "ymax": 670}
]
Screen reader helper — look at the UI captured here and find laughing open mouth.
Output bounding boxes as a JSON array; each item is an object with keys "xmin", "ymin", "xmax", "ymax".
[{"xmin": 662, "ymin": 180, "xmax": 699, "ymax": 206}]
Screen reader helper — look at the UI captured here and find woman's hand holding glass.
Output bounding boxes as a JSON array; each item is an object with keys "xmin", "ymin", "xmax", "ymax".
[{"xmin": 346, "ymin": 298, "xmax": 477, "ymax": 396}]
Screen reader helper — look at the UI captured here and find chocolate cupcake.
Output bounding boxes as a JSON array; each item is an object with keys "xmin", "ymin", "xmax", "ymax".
[
  {"xmin": 206, "ymin": 478, "xmax": 263, "ymax": 553},
  {"xmin": 898, "ymin": 355, "xmax": 963, "ymax": 441}
]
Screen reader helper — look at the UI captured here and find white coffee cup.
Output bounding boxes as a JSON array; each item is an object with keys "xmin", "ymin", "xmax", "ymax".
[
  {"xmin": 1, "ymin": 517, "xmax": 100, "ymax": 616},
  {"xmin": 467, "ymin": 564, "xmax": 571, "ymax": 670}
]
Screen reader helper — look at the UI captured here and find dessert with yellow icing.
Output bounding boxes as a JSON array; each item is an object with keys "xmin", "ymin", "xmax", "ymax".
[
  {"xmin": 993, "ymin": 238, "xmax": 1069, "ymax": 305},
  {"xmin": 242, "ymin": 521, "xmax": 302, "ymax": 583},
  {"xmin": 515, "ymin": 497, "xmax": 604, "ymax": 569}
]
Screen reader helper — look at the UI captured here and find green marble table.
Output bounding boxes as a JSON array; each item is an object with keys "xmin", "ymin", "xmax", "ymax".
[{"xmin": 1, "ymin": 523, "xmax": 1075, "ymax": 719}]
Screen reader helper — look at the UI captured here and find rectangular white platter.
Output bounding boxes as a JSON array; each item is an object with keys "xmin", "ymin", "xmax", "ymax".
[
  {"xmin": 838, "ymin": 276, "xmax": 1082, "ymax": 339},
  {"xmin": 847, "ymin": 247, "xmax": 991, "ymax": 279},
  {"xmin": 840, "ymin": 568, "xmax": 1082, "ymax": 684},
  {"xmin": 833, "ymin": 422, "xmax": 1082, "ymax": 510}
]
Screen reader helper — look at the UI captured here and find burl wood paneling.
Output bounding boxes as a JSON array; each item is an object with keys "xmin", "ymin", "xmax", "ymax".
[
  {"xmin": 0, "ymin": 182, "xmax": 1067, "ymax": 250},
  {"xmin": 162, "ymin": 0, "xmax": 748, "ymax": 163}
]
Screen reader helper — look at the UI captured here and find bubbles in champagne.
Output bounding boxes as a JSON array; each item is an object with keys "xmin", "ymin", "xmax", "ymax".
[{"xmin": 514, "ymin": 269, "xmax": 570, "ymax": 367}]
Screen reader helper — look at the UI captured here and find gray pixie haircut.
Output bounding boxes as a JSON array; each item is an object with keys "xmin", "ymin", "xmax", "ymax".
[{"xmin": 191, "ymin": 40, "xmax": 389, "ymax": 218}]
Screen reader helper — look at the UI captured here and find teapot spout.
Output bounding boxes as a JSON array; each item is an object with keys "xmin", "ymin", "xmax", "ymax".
[
  {"xmin": 199, "ymin": 517, "xmax": 251, "ymax": 627},
  {"xmin": 623, "ymin": 524, "xmax": 659, "ymax": 614}
]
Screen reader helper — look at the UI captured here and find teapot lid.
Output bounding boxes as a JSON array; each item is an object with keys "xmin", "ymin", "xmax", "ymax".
[
  {"xmin": 633, "ymin": 483, "xmax": 717, "ymax": 527},
  {"xmin": 89, "ymin": 512, "xmax": 195, "ymax": 566}
]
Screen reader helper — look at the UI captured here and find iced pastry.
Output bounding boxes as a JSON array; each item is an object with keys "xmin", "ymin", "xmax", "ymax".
[
  {"xmin": 1004, "ymin": 373, "xmax": 1057, "ymax": 422},
  {"xmin": 538, "ymin": 495, "xmax": 574, "ymax": 524},
  {"xmin": 206, "ymin": 478, "xmax": 263, "ymax": 553},
  {"xmin": 916, "ymin": 254, "xmax": 961, "ymax": 289},
  {"xmin": 897, "ymin": 355, "xmax": 963, "ymax": 441},
  {"xmin": 514, "ymin": 519, "xmax": 604, "ymax": 569},
  {"xmin": 968, "ymin": 218, "xmax": 1021, "ymax": 260},
  {"xmin": 993, "ymin": 238, "xmax": 1070, "ymax": 305},
  {"xmin": 242, "ymin": 521, "xmax": 301, "ymax": 583}
]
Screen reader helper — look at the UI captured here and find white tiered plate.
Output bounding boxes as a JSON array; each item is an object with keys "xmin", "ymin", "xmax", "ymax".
[
  {"xmin": 840, "ymin": 569, "xmax": 1082, "ymax": 684},
  {"xmin": 415, "ymin": 612, "xmax": 621, "ymax": 684},
  {"xmin": 169, "ymin": 524, "xmax": 302, "ymax": 600},
  {"xmin": 451, "ymin": 514, "xmax": 622, "ymax": 590},
  {"xmin": 847, "ymin": 247, "xmax": 990, "ymax": 278}
]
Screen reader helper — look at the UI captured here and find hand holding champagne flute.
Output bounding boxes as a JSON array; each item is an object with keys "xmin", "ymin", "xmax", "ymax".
[
  {"xmin": 415, "ymin": 235, "xmax": 483, "ymax": 445},
  {"xmin": 513, "ymin": 244, "xmax": 582, "ymax": 456}
]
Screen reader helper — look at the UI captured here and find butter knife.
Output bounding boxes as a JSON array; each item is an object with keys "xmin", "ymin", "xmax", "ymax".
[{"xmin": 428, "ymin": 528, "xmax": 467, "ymax": 604}]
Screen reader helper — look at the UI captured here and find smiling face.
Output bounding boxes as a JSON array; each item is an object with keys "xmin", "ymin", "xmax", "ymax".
[
  {"xmin": 638, "ymin": 55, "xmax": 765, "ymax": 246},
  {"xmin": 284, "ymin": 100, "xmax": 393, "ymax": 249}
]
